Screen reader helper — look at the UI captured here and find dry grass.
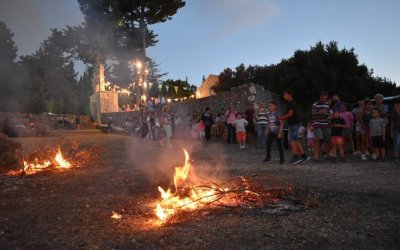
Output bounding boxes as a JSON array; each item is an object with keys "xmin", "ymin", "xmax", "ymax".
[{"xmin": 0, "ymin": 130, "xmax": 399, "ymax": 249}]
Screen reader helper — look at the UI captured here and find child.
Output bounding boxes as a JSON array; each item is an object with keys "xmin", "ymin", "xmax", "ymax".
[
  {"xmin": 360, "ymin": 100, "xmax": 373, "ymax": 160},
  {"xmin": 369, "ymin": 108, "xmax": 386, "ymax": 161},
  {"xmin": 391, "ymin": 101, "xmax": 400, "ymax": 162},
  {"xmin": 263, "ymin": 101, "xmax": 284, "ymax": 164},
  {"xmin": 298, "ymin": 124, "xmax": 306, "ymax": 149},
  {"xmin": 340, "ymin": 103, "xmax": 355, "ymax": 154},
  {"xmin": 212, "ymin": 114, "xmax": 222, "ymax": 137},
  {"xmin": 233, "ymin": 112, "xmax": 248, "ymax": 149},
  {"xmin": 331, "ymin": 110, "xmax": 346, "ymax": 162},
  {"xmin": 198, "ymin": 120, "xmax": 206, "ymax": 141},
  {"xmin": 307, "ymin": 121, "xmax": 315, "ymax": 152},
  {"xmin": 191, "ymin": 112, "xmax": 200, "ymax": 139}
]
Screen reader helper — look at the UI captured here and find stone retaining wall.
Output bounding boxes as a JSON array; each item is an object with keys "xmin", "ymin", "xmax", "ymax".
[
  {"xmin": 100, "ymin": 84, "xmax": 283, "ymax": 128},
  {"xmin": 171, "ymin": 83, "xmax": 282, "ymax": 116}
]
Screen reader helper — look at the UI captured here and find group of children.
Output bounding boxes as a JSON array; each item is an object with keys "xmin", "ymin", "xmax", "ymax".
[
  {"xmin": 231, "ymin": 102, "xmax": 285, "ymax": 163},
  {"xmin": 304, "ymin": 96, "xmax": 400, "ymax": 162},
  {"xmin": 121, "ymin": 92, "xmax": 400, "ymax": 165}
]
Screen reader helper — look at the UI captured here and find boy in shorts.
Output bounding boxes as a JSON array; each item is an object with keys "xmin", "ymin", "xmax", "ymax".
[
  {"xmin": 233, "ymin": 112, "xmax": 248, "ymax": 149},
  {"xmin": 369, "ymin": 108, "xmax": 386, "ymax": 161},
  {"xmin": 279, "ymin": 89, "xmax": 310, "ymax": 164}
]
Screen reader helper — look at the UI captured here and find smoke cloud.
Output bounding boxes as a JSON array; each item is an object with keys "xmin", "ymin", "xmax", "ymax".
[{"xmin": 127, "ymin": 137, "xmax": 229, "ymax": 188}]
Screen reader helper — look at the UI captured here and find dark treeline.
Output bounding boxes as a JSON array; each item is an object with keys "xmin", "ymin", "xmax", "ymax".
[
  {"xmin": 0, "ymin": 0, "xmax": 186, "ymax": 114},
  {"xmin": 213, "ymin": 41, "xmax": 399, "ymax": 111},
  {"xmin": 0, "ymin": 22, "xmax": 93, "ymax": 114}
]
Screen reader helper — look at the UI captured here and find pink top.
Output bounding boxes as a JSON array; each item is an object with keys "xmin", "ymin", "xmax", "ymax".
[
  {"xmin": 340, "ymin": 111, "xmax": 353, "ymax": 129},
  {"xmin": 226, "ymin": 111, "xmax": 236, "ymax": 124}
]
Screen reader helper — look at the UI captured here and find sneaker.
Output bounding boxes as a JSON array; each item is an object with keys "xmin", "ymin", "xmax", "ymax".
[
  {"xmin": 361, "ymin": 154, "xmax": 367, "ymax": 161},
  {"xmin": 365, "ymin": 151, "xmax": 370, "ymax": 156},
  {"xmin": 262, "ymin": 158, "xmax": 271, "ymax": 163},
  {"xmin": 352, "ymin": 151, "xmax": 360, "ymax": 156},
  {"xmin": 289, "ymin": 156, "xmax": 300, "ymax": 164},
  {"xmin": 297, "ymin": 155, "xmax": 310, "ymax": 164}
]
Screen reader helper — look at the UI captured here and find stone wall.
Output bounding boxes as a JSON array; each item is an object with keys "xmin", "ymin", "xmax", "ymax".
[
  {"xmin": 99, "ymin": 83, "xmax": 283, "ymax": 127},
  {"xmin": 171, "ymin": 83, "xmax": 282, "ymax": 116},
  {"xmin": 100, "ymin": 111, "xmax": 141, "ymax": 127}
]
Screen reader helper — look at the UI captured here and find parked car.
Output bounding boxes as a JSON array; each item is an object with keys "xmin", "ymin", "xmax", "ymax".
[
  {"xmin": 351, "ymin": 95, "xmax": 400, "ymax": 114},
  {"xmin": 3, "ymin": 117, "xmax": 35, "ymax": 137}
]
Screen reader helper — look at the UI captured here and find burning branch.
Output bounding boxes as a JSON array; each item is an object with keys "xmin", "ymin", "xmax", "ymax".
[
  {"xmin": 155, "ymin": 149, "xmax": 318, "ymax": 224},
  {"xmin": 3, "ymin": 138, "xmax": 106, "ymax": 176}
]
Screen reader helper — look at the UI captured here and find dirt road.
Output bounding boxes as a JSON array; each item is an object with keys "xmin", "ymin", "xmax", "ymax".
[{"xmin": 1, "ymin": 131, "xmax": 399, "ymax": 249}]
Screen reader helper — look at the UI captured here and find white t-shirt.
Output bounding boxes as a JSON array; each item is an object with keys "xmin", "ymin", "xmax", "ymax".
[
  {"xmin": 307, "ymin": 128, "xmax": 315, "ymax": 139},
  {"xmin": 234, "ymin": 118, "xmax": 248, "ymax": 132},
  {"xmin": 298, "ymin": 125, "xmax": 306, "ymax": 138}
]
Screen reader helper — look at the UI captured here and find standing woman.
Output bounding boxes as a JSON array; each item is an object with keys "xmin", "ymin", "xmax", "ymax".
[
  {"xmin": 161, "ymin": 105, "xmax": 173, "ymax": 147},
  {"xmin": 255, "ymin": 102, "xmax": 269, "ymax": 148},
  {"xmin": 225, "ymin": 106, "xmax": 237, "ymax": 144},
  {"xmin": 359, "ymin": 100, "xmax": 373, "ymax": 160}
]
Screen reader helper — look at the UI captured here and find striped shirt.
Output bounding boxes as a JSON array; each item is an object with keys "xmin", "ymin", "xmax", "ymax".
[
  {"xmin": 256, "ymin": 110, "xmax": 269, "ymax": 125},
  {"xmin": 312, "ymin": 101, "xmax": 331, "ymax": 128},
  {"xmin": 162, "ymin": 112, "xmax": 172, "ymax": 125}
]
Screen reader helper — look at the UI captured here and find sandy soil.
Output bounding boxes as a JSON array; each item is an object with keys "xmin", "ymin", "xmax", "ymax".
[{"xmin": 1, "ymin": 130, "xmax": 399, "ymax": 249}]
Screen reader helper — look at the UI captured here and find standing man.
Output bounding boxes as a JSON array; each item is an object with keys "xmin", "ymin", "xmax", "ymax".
[
  {"xmin": 330, "ymin": 94, "xmax": 344, "ymax": 113},
  {"xmin": 279, "ymin": 89, "xmax": 310, "ymax": 164},
  {"xmin": 201, "ymin": 107, "xmax": 213, "ymax": 141},
  {"xmin": 312, "ymin": 91, "xmax": 332, "ymax": 161}
]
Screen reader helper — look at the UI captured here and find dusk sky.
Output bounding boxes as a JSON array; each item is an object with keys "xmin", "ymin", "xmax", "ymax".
[{"xmin": 1, "ymin": 0, "xmax": 399, "ymax": 87}]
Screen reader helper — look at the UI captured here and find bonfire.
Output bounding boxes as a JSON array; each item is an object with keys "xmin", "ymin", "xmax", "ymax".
[
  {"xmin": 3, "ymin": 138, "xmax": 104, "ymax": 176},
  {"xmin": 155, "ymin": 149, "xmax": 317, "ymax": 224}
]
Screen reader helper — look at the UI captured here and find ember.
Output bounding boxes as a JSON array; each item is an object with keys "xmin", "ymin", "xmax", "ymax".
[
  {"xmin": 111, "ymin": 211, "xmax": 122, "ymax": 219},
  {"xmin": 155, "ymin": 149, "xmax": 316, "ymax": 224},
  {"xmin": 11, "ymin": 146, "xmax": 73, "ymax": 176}
]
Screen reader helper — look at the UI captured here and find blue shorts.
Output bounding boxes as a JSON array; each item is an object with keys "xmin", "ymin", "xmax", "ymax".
[{"xmin": 288, "ymin": 124, "xmax": 300, "ymax": 142}]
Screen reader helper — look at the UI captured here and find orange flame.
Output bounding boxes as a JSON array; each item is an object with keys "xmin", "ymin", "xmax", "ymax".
[
  {"xmin": 154, "ymin": 149, "xmax": 218, "ymax": 223},
  {"xmin": 7, "ymin": 145, "xmax": 74, "ymax": 176},
  {"xmin": 173, "ymin": 149, "xmax": 191, "ymax": 188},
  {"xmin": 55, "ymin": 146, "xmax": 71, "ymax": 168}
]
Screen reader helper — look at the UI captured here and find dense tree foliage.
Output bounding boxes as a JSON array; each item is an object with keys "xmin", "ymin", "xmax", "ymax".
[
  {"xmin": 213, "ymin": 41, "xmax": 398, "ymax": 110},
  {"xmin": 0, "ymin": 21, "xmax": 25, "ymax": 111},
  {"xmin": 20, "ymin": 29, "xmax": 83, "ymax": 114},
  {"xmin": 78, "ymin": 0, "xmax": 185, "ymax": 56},
  {"xmin": 0, "ymin": 1, "xmax": 185, "ymax": 114},
  {"xmin": 75, "ymin": 0, "xmax": 184, "ymax": 103}
]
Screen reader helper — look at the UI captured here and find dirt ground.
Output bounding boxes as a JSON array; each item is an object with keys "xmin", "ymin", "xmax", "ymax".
[{"xmin": 1, "ymin": 130, "xmax": 399, "ymax": 249}]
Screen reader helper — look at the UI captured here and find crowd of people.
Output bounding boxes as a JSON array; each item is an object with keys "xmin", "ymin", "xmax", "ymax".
[{"xmin": 116, "ymin": 90, "xmax": 400, "ymax": 165}]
